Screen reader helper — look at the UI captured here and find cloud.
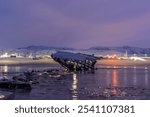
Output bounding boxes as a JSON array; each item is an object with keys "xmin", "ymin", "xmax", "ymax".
[
  {"xmin": 89, "ymin": 11, "xmax": 150, "ymax": 46},
  {"xmin": 0, "ymin": 0, "xmax": 150, "ymax": 48}
]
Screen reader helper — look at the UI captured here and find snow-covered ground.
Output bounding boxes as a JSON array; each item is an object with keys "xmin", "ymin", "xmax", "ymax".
[{"xmin": 88, "ymin": 46, "xmax": 150, "ymax": 56}]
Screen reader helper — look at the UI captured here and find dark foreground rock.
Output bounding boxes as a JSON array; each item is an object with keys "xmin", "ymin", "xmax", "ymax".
[
  {"xmin": 0, "ymin": 91, "xmax": 14, "ymax": 100},
  {"xmin": 0, "ymin": 79, "xmax": 31, "ymax": 89}
]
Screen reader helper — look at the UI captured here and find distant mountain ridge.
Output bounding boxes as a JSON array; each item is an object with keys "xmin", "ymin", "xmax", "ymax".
[
  {"xmin": 89, "ymin": 46, "xmax": 150, "ymax": 55},
  {"xmin": 17, "ymin": 45, "xmax": 150, "ymax": 55},
  {"xmin": 18, "ymin": 45, "xmax": 75, "ymax": 51}
]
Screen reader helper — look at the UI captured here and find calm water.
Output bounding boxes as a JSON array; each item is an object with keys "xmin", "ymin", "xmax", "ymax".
[{"xmin": 0, "ymin": 65, "xmax": 150, "ymax": 100}]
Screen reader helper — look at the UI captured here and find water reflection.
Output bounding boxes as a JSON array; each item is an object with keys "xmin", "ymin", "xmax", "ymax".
[
  {"xmin": 15, "ymin": 66, "xmax": 20, "ymax": 72},
  {"xmin": 0, "ymin": 65, "xmax": 150, "ymax": 99},
  {"xmin": 4, "ymin": 65, "xmax": 8, "ymax": 73},
  {"xmin": 123, "ymin": 68, "xmax": 127, "ymax": 85},
  {"xmin": 145, "ymin": 68, "xmax": 148, "ymax": 87},
  {"xmin": 133, "ymin": 67, "xmax": 137, "ymax": 85},
  {"xmin": 112, "ymin": 69, "xmax": 118, "ymax": 95},
  {"xmin": 2, "ymin": 65, "xmax": 8, "ymax": 79},
  {"xmin": 113, "ymin": 69, "xmax": 118, "ymax": 86},
  {"xmin": 106, "ymin": 70, "xmax": 111, "ymax": 86},
  {"xmin": 72, "ymin": 73, "xmax": 78, "ymax": 100}
]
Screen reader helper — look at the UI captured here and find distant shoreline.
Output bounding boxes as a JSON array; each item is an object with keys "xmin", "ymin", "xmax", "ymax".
[
  {"xmin": 0, "ymin": 58, "xmax": 59, "ymax": 66},
  {"xmin": 97, "ymin": 59, "xmax": 150, "ymax": 66},
  {"xmin": 0, "ymin": 58, "xmax": 150, "ymax": 66}
]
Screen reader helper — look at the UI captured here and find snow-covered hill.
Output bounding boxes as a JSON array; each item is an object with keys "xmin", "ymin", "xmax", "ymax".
[
  {"xmin": 89, "ymin": 46, "xmax": 150, "ymax": 56},
  {"xmin": 18, "ymin": 45, "xmax": 75, "ymax": 51}
]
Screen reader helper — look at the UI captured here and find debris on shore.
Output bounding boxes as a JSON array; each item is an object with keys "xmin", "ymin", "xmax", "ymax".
[{"xmin": 0, "ymin": 69, "xmax": 70, "ymax": 90}]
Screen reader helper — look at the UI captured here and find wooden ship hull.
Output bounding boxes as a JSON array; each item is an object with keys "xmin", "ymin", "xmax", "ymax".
[{"xmin": 51, "ymin": 52, "xmax": 99, "ymax": 71}]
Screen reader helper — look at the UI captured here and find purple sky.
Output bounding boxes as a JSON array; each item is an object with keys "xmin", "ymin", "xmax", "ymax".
[{"xmin": 0, "ymin": 0, "xmax": 150, "ymax": 49}]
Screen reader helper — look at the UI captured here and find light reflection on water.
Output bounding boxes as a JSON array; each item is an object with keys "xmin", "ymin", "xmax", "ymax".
[
  {"xmin": 4, "ymin": 65, "xmax": 8, "ymax": 73},
  {"xmin": 0, "ymin": 65, "xmax": 150, "ymax": 99},
  {"xmin": 145, "ymin": 68, "xmax": 148, "ymax": 87},
  {"xmin": 72, "ymin": 73, "xmax": 78, "ymax": 100},
  {"xmin": 133, "ymin": 67, "xmax": 137, "ymax": 85},
  {"xmin": 112, "ymin": 69, "xmax": 118, "ymax": 86},
  {"xmin": 0, "ymin": 65, "xmax": 57, "ymax": 79},
  {"xmin": 112, "ymin": 69, "xmax": 118, "ymax": 95},
  {"xmin": 0, "ymin": 65, "xmax": 9, "ymax": 79}
]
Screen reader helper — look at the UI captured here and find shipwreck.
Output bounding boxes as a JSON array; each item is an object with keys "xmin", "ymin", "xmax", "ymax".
[{"xmin": 51, "ymin": 51, "xmax": 99, "ymax": 71}]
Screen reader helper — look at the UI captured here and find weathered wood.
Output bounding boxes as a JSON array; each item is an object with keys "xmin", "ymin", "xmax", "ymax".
[{"xmin": 51, "ymin": 52, "xmax": 98, "ymax": 71}]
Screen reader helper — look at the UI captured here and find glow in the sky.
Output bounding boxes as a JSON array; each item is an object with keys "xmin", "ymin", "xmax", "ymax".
[{"xmin": 0, "ymin": 0, "xmax": 150, "ymax": 49}]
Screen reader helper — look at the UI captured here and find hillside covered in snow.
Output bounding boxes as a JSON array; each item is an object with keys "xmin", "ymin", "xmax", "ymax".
[{"xmin": 88, "ymin": 46, "xmax": 150, "ymax": 56}]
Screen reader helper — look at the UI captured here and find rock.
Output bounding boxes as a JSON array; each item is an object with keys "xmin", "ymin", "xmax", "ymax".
[
  {"xmin": 0, "ymin": 91, "xmax": 14, "ymax": 100},
  {"xmin": 0, "ymin": 79, "xmax": 31, "ymax": 89}
]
